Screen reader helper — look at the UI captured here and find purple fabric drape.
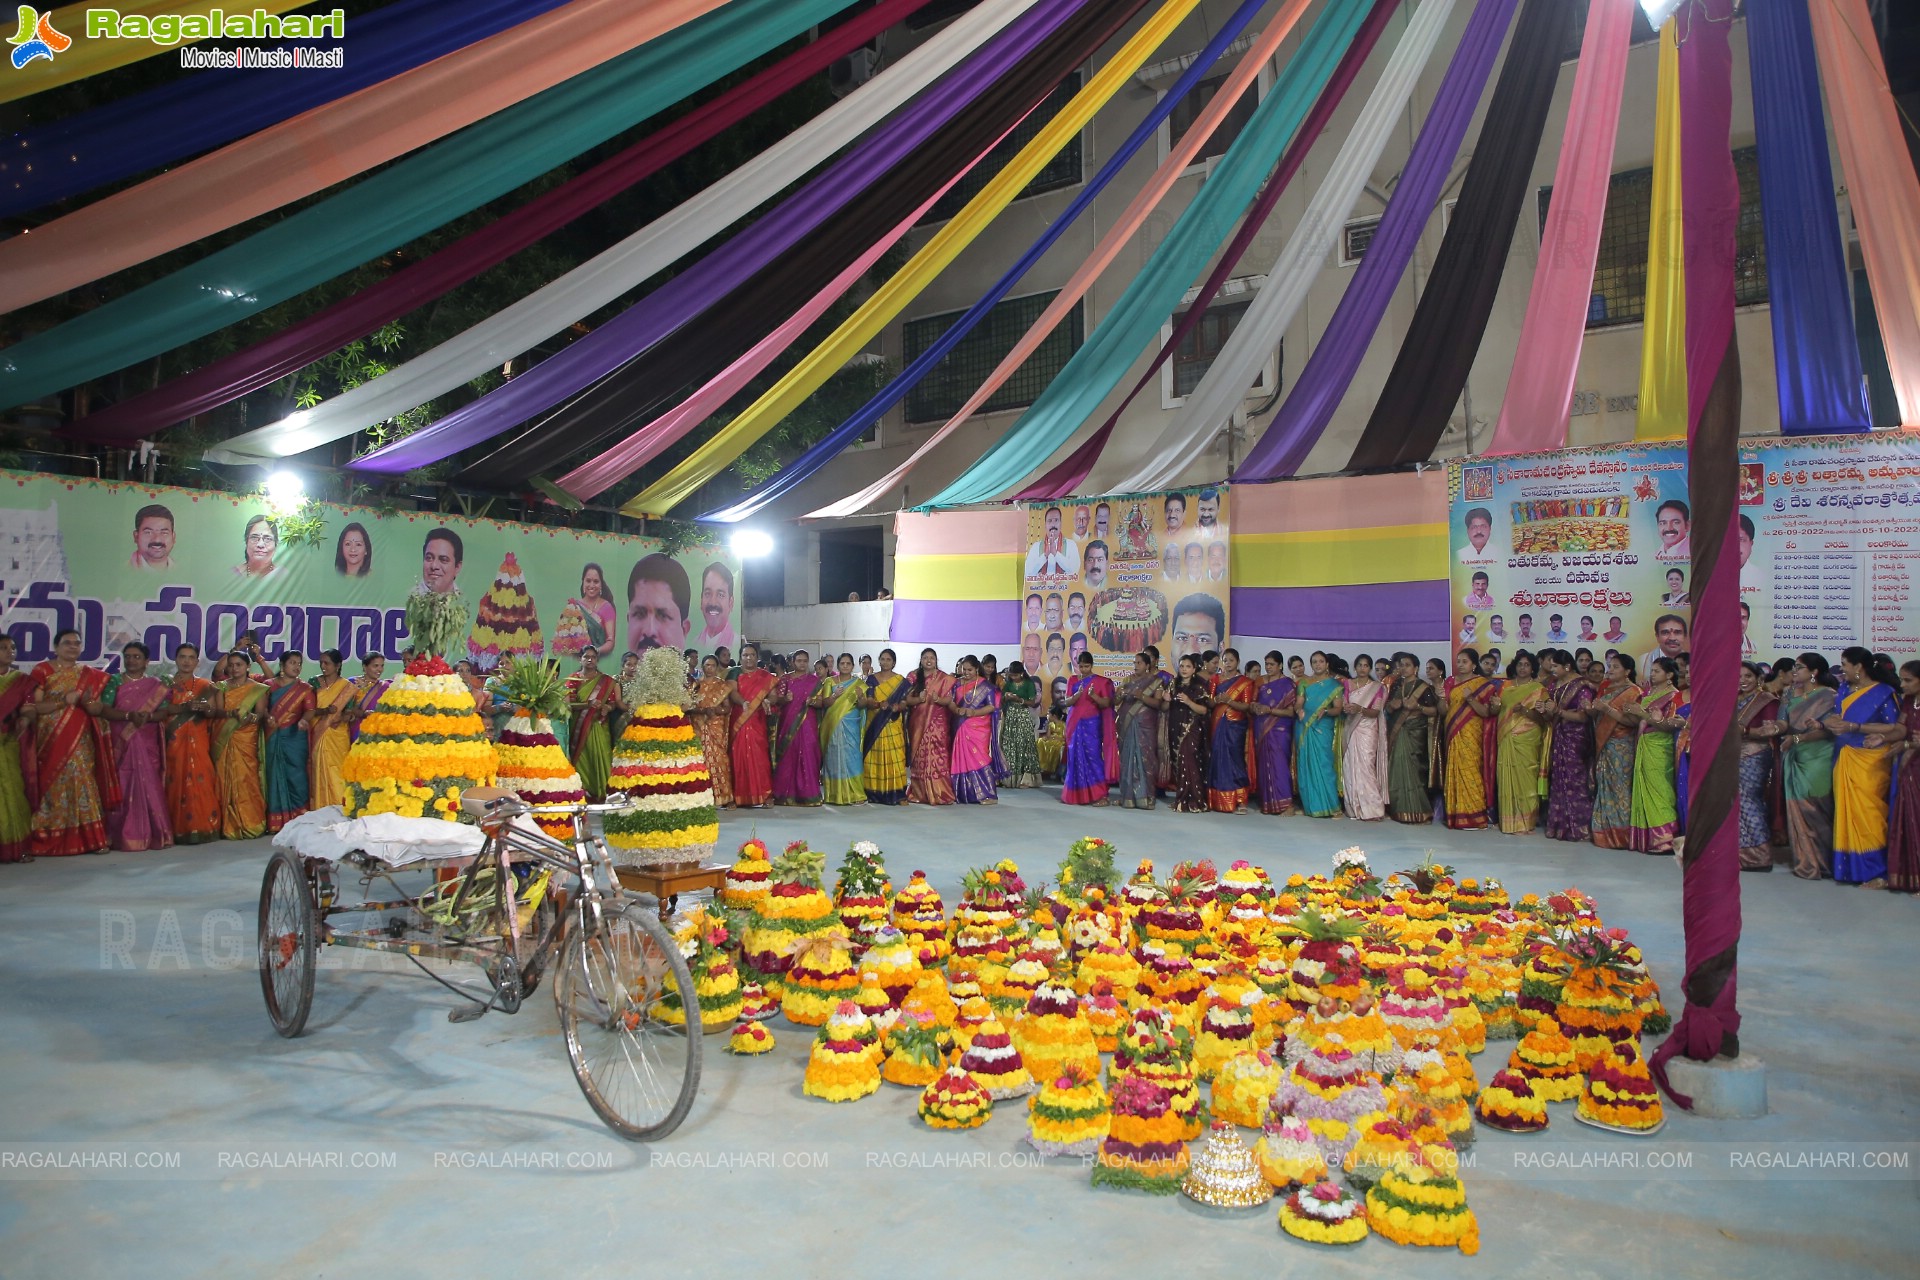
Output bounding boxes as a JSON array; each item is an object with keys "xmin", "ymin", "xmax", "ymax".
[
  {"xmin": 1746, "ymin": 0, "xmax": 1869, "ymax": 433},
  {"xmin": 349, "ymin": 0, "xmax": 1090, "ymax": 474},
  {"xmin": 1233, "ymin": 0, "xmax": 1520, "ymax": 482},
  {"xmin": 1015, "ymin": 0, "xmax": 1400, "ymax": 501},
  {"xmin": 63, "ymin": 0, "xmax": 943, "ymax": 446}
]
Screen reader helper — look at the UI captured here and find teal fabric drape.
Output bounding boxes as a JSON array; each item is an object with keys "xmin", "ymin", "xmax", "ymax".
[
  {"xmin": 0, "ymin": 0, "xmax": 850, "ymax": 411},
  {"xmin": 920, "ymin": 0, "xmax": 1371, "ymax": 509}
]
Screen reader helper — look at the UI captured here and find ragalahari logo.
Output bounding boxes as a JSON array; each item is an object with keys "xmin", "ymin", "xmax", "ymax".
[{"xmin": 9, "ymin": 6, "xmax": 71, "ymax": 68}]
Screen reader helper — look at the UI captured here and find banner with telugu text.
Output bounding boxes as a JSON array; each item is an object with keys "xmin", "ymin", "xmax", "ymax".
[
  {"xmin": 0, "ymin": 472, "xmax": 739, "ymax": 670},
  {"xmin": 1447, "ymin": 435, "xmax": 1920, "ymax": 672},
  {"xmin": 1020, "ymin": 486, "xmax": 1230, "ymax": 705}
]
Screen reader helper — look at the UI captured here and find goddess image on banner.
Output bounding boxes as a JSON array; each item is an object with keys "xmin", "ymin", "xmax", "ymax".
[
  {"xmin": 1448, "ymin": 435, "xmax": 1920, "ymax": 668},
  {"xmin": 1020, "ymin": 486, "xmax": 1229, "ymax": 684}
]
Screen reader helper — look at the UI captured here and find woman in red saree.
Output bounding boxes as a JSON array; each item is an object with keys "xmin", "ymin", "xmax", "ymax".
[
  {"xmin": 99, "ymin": 641, "xmax": 173, "ymax": 852},
  {"xmin": 24, "ymin": 628, "xmax": 120, "ymax": 855},
  {"xmin": 905, "ymin": 648, "xmax": 955, "ymax": 806},
  {"xmin": 0, "ymin": 634, "xmax": 36, "ymax": 860},
  {"xmin": 727, "ymin": 642, "xmax": 775, "ymax": 808},
  {"xmin": 1061, "ymin": 651, "xmax": 1117, "ymax": 806},
  {"xmin": 158, "ymin": 642, "xmax": 220, "ymax": 844}
]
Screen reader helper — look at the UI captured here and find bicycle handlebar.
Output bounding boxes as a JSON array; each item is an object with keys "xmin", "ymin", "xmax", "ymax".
[{"xmin": 479, "ymin": 792, "xmax": 638, "ymax": 818}]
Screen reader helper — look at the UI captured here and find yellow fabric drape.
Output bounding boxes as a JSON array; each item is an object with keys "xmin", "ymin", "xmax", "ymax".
[
  {"xmin": 2, "ymin": 1, "xmax": 314, "ymax": 103},
  {"xmin": 622, "ymin": 0, "xmax": 1209, "ymax": 518},
  {"xmin": 1635, "ymin": 20, "xmax": 1688, "ymax": 440}
]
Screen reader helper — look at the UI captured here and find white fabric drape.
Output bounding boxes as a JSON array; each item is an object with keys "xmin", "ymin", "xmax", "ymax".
[
  {"xmin": 206, "ymin": 0, "xmax": 1040, "ymax": 465},
  {"xmin": 1103, "ymin": 0, "xmax": 1456, "ymax": 494}
]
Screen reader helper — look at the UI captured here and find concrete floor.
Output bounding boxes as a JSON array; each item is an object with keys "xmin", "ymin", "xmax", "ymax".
[{"xmin": 1, "ymin": 789, "xmax": 1914, "ymax": 1279}]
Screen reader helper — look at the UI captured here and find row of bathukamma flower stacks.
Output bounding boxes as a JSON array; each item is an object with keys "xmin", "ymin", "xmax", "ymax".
[{"xmin": 672, "ymin": 837, "xmax": 1670, "ymax": 1254}]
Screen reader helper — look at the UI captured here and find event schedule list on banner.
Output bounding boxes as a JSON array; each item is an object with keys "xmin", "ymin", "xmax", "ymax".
[{"xmin": 1448, "ymin": 434, "xmax": 1920, "ymax": 669}]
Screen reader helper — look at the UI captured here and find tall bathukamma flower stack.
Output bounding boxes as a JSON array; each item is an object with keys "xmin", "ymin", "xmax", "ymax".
[
  {"xmin": 1012, "ymin": 973, "xmax": 1099, "ymax": 1086},
  {"xmin": 1366, "ymin": 1141, "xmax": 1480, "ymax": 1254},
  {"xmin": 601, "ymin": 648, "xmax": 717, "ymax": 867},
  {"xmin": 723, "ymin": 837, "xmax": 773, "ymax": 911},
  {"xmin": 342, "ymin": 654, "xmax": 497, "ymax": 820},
  {"xmin": 890, "ymin": 871, "xmax": 948, "ymax": 965},
  {"xmin": 466, "ymin": 552, "xmax": 543, "ymax": 673},
  {"xmin": 1025, "ymin": 1062, "xmax": 1110, "ymax": 1158},
  {"xmin": 803, "ymin": 1002, "xmax": 881, "ymax": 1103},
  {"xmin": 488, "ymin": 656, "xmax": 583, "ymax": 839},
  {"xmin": 1091, "ymin": 1072, "xmax": 1191, "ymax": 1194},
  {"xmin": 741, "ymin": 842, "xmax": 839, "ymax": 991},
  {"xmin": 662, "ymin": 905, "xmax": 742, "ymax": 1032},
  {"xmin": 834, "ymin": 840, "xmax": 892, "ymax": 947}
]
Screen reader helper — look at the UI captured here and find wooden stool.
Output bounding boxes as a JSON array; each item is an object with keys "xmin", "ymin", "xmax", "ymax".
[{"xmin": 615, "ymin": 863, "xmax": 728, "ymax": 915}]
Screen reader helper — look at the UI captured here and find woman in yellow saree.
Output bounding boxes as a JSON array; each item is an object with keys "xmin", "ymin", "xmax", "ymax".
[
  {"xmin": 308, "ymin": 649, "xmax": 353, "ymax": 810},
  {"xmin": 1495, "ymin": 652, "xmax": 1549, "ymax": 834},
  {"xmin": 1821, "ymin": 647, "xmax": 1903, "ymax": 887},
  {"xmin": 212, "ymin": 653, "xmax": 268, "ymax": 840},
  {"xmin": 1441, "ymin": 649, "xmax": 1497, "ymax": 829}
]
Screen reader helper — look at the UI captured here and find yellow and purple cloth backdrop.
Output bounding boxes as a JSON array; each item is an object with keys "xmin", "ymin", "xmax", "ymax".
[{"xmin": 0, "ymin": 472, "xmax": 737, "ymax": 669}]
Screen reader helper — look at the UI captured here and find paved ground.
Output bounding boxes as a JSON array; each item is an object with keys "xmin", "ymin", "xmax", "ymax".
[{"xmin": 1, "ymin": 789, "xmax": 1914, "ymax": 1278}]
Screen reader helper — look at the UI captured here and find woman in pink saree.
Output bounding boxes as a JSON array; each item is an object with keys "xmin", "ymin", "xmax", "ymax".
[
  {"xmin": 100, "ymin": 640, "xmax": 173, "ymax": 852},
  {"xmin": 949, "ymin": 656, "xmax": 1003, "ymax": 805},
  {"xmin": 905, "ymin": 648, "xmax": 954, "ymax": 806}
]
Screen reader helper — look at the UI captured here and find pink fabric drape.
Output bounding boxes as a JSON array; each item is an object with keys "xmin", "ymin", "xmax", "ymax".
[
  {"xmin": 553, "ymin": 123, "xmax": 1022, "ymax": 501},
  {"xmin": 0, "ymin": 0, "xmax": 728, "ymax": 312},
  {"xmin": 1485, "ymin": 0, "xmax": 1634, "ymax": 455},
  {"xmin": 1807, "ymin": 0, "xmax": 1920, "ymax": 426},
  {"xmin": 802, "ymin": 0, "xmax": 1316, "ymax": 522}
]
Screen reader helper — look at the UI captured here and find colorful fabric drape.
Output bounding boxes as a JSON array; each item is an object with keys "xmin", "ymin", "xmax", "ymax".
[
  {"xmin": 695, "ymin": 0, "xmax": 1273, "ymax": 523},
  {"xmin": 1545, "ymin": 679, "xmax": 1596, "ymax": 840},
  {"xmin": 1745, "ymin": 0, "xmax": 1868, "ymax": 433},
  {"xmin": 568, "ymin": 672, "xmax": 618, "ymax": 800},
  {"xmin": 1486, "ymin": 0, "xmax": 1635, "ymax": 456},
  {"xmin": 890, "ymin": 511, "xmax": 1026, "ymax": 650},
  {"xmin": 553, "ymin": 130, "xmax": 1006, "ymax": 501},
  {"xmin": 1018, "ymin": 0, "xmax": 1400, "ymax": 501},
  {"xmin": 104, "ymin": 675, "xmax": 172, "ymax": 852},
  {"xmin": 1629, "ymin": 689, "xmax": 1684, "ymax": 852},
  {"xmin": 920, "ymin": 0, "xmax": 1376, "ymax": 510},
  {"xmin": 1233, "ymin": 0, "xmax": 1519, "ymax": 482},
  {"xmin": 64, "ymin": 0, "xmax": 947, "ymax": 446},
  {"xmin": 625, "ymin": 0, "xmax": 1213, "ymax": 517},
  {"xmin": 773, "ymin": 673, "xmax": 824, "ymax": 805},
  {"xmin": 1778, "ymin": 686, "xmax": 1836, "ymax": 878},
  {"xmin": 3, "ymin": 0, "xmax": 573, "ymax": 219},
  {"xmin": 1635, "ymin": 24, "xmax": 1688, "ymax": 440},
  {"xmin": 1167, "ymin": 676, "xmax": 1210, "ymax": 812},
  {"xmin": 820, "ymin": 677, "xmax": 869, "ymax": 806},
  {"xmin": 999, "ymin": 676, "xmax": 1042, "ymax": 790},
  {"xmin": 804, "ymin": 0, "xmax": 1364, "ymax": 521},
  {"xmin": 1591, "ymin": 678, "xmax": 1640, "ymax": 848},
  {"xmin": 1807, "ymin": 0, "xmax": 1920, "ymax": 426},
  {"xmin": 0, "ymin": 2, "xmax": 312, "ymax": 104},
  {"xmin": 301, "ymin": 0, "xmax": 1073, "ymax": 473},
  {"xmin": 0, "ymin": 0, "xmax": 745, "ymax": 319},
  {"xmin": 1115, "ymin": 671, "xmax": 1162, "ymax": 809},
  {"xmin": 1345, "ymin": 0, "xmax": 1571, "ymax": 471},
  {"xmin": 1385, "ymin": 677, "xmax": 1435, "ymax": 824},
  {"xmin": 1124, "ymin": 0, "xmax": 1462, "ymax": 492}
]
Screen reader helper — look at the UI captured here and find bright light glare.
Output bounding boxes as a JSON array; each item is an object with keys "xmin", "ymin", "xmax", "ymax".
[
  {"xmin": 730, "ymin": 529, "xmax": 775, "ymax": 559},
  {"xmin": 1639, "ymin": 0, "xmax": 1682, "ymax": 29},
  {"xmin": 265, "ymin": 470, "xmax": 305, "ymax": 509}
]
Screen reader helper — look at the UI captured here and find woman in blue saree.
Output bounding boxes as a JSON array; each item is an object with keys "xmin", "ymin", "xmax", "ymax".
[
  {"xmin": 1295, "ymin": 651, "xmax": 1344, "ymax": 818},
  {"xmin": 263, "ymin": 653, "xmax": 314, "ymax": 832},
  {"xmin": 1252, "ymin": 652, "xmax": 1296, "ymax": 815},
  {"xmin": 818, "ymin": 653, "xmax": 867, "ymax": 806}
]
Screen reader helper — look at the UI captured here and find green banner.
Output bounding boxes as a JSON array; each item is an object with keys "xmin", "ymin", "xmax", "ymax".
[{"xmin": 0, "ymin": 472, "xmax": 739, "ymax": 669}]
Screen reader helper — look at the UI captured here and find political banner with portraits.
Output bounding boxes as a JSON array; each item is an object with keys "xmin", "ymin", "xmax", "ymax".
[
  {"xmin": 0, "ymin": 471, "xmax": 740, "ymax": 670},
  {"xmin": 1448, "ymin": 434, "xmax": 1920, "ymax": 675},
  {"xmin": 1019, "ymin": 486, "xmax": 1230, "ymax": 692}
]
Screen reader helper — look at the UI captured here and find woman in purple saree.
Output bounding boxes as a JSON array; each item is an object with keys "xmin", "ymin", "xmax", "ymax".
[{"xmin": 1252, "ymin": 652, "xmax": 1296, "ymax": 815}]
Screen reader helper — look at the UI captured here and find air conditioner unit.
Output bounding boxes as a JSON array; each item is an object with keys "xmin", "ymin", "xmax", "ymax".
[{"xmin": 829, "ymin": 47, "xmax": 881, "ymax": 96}]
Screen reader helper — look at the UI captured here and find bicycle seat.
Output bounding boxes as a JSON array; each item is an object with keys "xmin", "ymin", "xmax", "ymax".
[{"xmin": 459, "ymin": 786, "xmax": 524, "ymax": 820}]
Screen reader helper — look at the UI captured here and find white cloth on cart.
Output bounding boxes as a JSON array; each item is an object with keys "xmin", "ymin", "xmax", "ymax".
[{"xmin": 273, "ymin": 807, "xmax": 490, "ymax": 868}]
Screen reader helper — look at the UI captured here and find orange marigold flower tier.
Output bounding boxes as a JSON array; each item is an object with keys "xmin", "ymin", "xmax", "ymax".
[
  {"xmin": 1192, "ymin": 995, "xmax": 1256, "ymax": 1081},
  {"xmin": 602, "ymin": 700, "xmax": 717, "ymax": 866},
  {"xmin": 343, "ymin": 660, "xmax": 498, "ymax": 820},
  {"xmin": 1083, "ymin": 981, "xmax": 1127, "ymax": 1053},
  {"xmin": 882, "ymin": 1020, "xmax": 945, "ymax": 1089},
  {"xmin": 1270, "ymin": 1035, "xmax": 1386, "ymax": 1166},
  {"xmin": 802, "ymin": 1003, "xmax": 881, "ymax": 1103},
  {"xmin": 858, "ymin": 927, "xmax": 924, "ymax": 1007},
  {"xmin": 1508, "ymin": 1017, "xmax": 1583, "ymax": 1102},
  {"xmin": 1075, "ymin": 939, "xmax": 1141, "ymax": 999},
  {"xmin": 1091, "ymin": 1072, "xmax": 1191, "ymax": 1195},
  {"xmin": 781, "ymin": 933, "xmax": 860, "ymax": 1027},
  {"xmin": 1210, "ymin": 1049, "xmax": 1283, "ymax": 1129},
  {"xmin": 1011, "ymin": 979, "xmax": 1100, "ymax": 1087},
  {"xmin": 1343, "ymin": 1113, "xmax": 1417, "ymax": 1190},
  {"xmin": 722, "ymin": 838, "xmax": 773, "ymax": 911}
]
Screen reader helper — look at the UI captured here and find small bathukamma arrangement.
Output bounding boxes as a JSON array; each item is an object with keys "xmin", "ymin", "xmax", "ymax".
[{"xmin": 705, "ymin": 839, "xmax": 1674, "ymax": 1255}]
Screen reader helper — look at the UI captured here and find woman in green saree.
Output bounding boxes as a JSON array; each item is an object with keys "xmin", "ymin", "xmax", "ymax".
[
  {"xmin": 998, "ymin": 661, "xmax": 1042, "ymax": 789},
  {"xmin": 1626, "ymin": 656, "xmax": 1687, "ymax": 854},
  {"xmin": 1295, "ymin": 652, "xmax": 1344, "ymax": 818},
  {"xmin": 819, "ymin": 653, "xmax": 868, "ymax": 806},
  {"xmin": 1589, "ymin": 654, "xmax": 1642, "ymax": 849},
  {"xmin": 1762, "ymin": 652, "xmax": 1837, "ymax": 879},
  {"xmin": 1495, "ymin": 652, "xmax": 1549, "ymax": 834},
  {"xmin": 1384, "ymin": 653, "xmax": 1437, "ymax": 824}
]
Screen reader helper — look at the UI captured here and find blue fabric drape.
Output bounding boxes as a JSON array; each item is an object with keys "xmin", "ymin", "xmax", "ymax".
[
  {"xmin": 1746, "ymin": 0, "xmax": 1868, "ymax": 433},
  {"xmin": 0, "ymin": 0, "xmax": 571, "ymax": 219},
  {"xmin": 695, "ymin": 0, "xmax": 1272, "ymax": 524}
]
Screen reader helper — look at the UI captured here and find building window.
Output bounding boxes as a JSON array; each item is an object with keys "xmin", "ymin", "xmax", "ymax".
[
  {"xmin": 902, "ymin": 292, "xmax": 1084, "ymax": 424},
  {"xmin": 906, "ymin": 0, "xmax": 979, "ymax": 32},
  {"xmin": 1166, "ymin": 70, "xmax": 1260, "ymax": 168},
  {"xmin": 920, "ymin": 73, "xmax": 1083, "ymax": 225},
  {"xmin": 1163, "ymin": 294, "xmax": 1278, "ymax": 405},
  {"xmin": 1540, "ymin": 146, "xmax": 1768, "ymax": 329},
  {"xmin": 1341, "ymin": 215, "xmax": 1381, "ymax": 265}
]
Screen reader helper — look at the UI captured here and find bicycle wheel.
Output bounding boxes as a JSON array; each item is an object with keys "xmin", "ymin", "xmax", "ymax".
[
  {"xmin": 555, "ymin": 902, "xmax": 701, "ymax": 1141},
  {"xmin": 258, "ymin": 850, "xmax": 318, "ymax": 1038}
]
